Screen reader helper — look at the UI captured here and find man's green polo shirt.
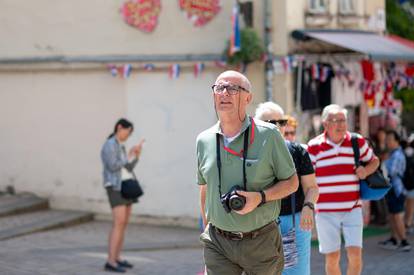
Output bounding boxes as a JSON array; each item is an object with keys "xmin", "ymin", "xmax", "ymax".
[{"xmin": 196, "ymin": 116, "xmax": 296, "ymax": 232}]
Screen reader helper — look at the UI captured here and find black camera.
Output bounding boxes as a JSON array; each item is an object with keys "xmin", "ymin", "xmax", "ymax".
[{"xmin": 220, "ymin": 185, "xmax": 246, "ymax": 213}]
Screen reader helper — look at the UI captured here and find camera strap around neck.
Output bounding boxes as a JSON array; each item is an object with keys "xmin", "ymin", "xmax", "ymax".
[{"xmin": 216, "ymin": 126, "xmax": 250, "ymax": 198}]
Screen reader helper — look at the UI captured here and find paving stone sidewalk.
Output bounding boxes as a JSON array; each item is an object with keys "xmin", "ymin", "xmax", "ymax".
[{"xmin": 0, "ymin": 220, "xmax": 413, "ymax": 274}]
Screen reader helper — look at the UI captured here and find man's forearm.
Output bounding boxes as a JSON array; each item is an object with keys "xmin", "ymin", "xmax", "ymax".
[
  {"xmin": 365, "ymin": 157, "xmax": 380, "ymax": 176},
  {"xmin": 301, "ymin": 174, "xmax": 319, "ymax": 204},
  {"xmin": 199, "ymin": 184, "xmax": 207, "ymax": 226},
  {"xmin": 264, "ymin": 174, "xmax": 299, "ymax": 202}
]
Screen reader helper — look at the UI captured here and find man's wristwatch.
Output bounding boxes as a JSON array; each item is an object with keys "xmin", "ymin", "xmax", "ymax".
[
  {"xmin": 303, "ymin": 202, "xmax": 315, "ymax": 211},
  {"xmin": 257, "ymin": 190, "xmax": 266, "ymax": 207}
]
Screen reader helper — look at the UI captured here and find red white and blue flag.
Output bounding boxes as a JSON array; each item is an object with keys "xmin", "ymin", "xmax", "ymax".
[
  {"xmin": 229, "ymin": 1, "xmax": 241, "ymax": 56},
  {"xmin": 281, "ymin": 56, "xmax": 292, "ymax": 73},
  {"xmin": 169, "ymin": 64, "xmax": 180, "ymax": 79},
  {"xmin": 194, "ymin": 62, "xmax": 205, "ymax": 77},
  {"xmin": 123, "ymin": 64, "xmax": 132, "ymax": 79}
]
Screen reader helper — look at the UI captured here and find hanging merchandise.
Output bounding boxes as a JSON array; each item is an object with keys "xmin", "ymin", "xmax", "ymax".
[
  {"xmin": 121, "ymin": 0, "xmax": 161, "ymax": 33},
  {"xmin": 311, "ymin": 64, "xmax": 319, "ymax": 80},
  {"xmin": 179, "ymin": 0, "xmax": 221, "ymax": 27},
  {"xmin": 360, "ymin": 59, "xmax": 375, "ymax": 82}
]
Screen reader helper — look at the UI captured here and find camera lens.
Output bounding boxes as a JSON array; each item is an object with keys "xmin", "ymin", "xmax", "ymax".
[{"xmin": 229, "ymin": 195, "xmax": 246, "ymax": 211}]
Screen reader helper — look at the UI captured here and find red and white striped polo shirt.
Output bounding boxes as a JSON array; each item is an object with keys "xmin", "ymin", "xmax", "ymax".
[{"xmin": 307, "ymin": 131, "xmax": 374, "ymax": 212}]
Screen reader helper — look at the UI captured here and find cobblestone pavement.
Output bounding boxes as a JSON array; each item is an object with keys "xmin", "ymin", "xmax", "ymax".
[{"xmin": 1, "ymin": 220, "xmax": 414, "ymax": 274}]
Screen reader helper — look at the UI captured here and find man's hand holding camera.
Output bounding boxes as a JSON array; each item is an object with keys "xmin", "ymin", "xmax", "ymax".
[{"xmin": 233, "ymin": 190, "xmax": 263, "ymax": 215}]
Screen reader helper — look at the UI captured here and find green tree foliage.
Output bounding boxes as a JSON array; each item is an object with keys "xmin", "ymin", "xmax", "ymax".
[
  {"xmin": 386, "ymin": 0, "xmax": 414, "ymax": 40},
  {"xmin": 226, "ymin": 28, "xmax": 264, "ymax": 65},
  {"xmin": 395, "ymin": 88, "xmax": 414, "ymax": 111}
]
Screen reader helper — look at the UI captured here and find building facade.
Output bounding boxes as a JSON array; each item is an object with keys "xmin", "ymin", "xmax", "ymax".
[{"xmin": 0, "ymin": 0, "xmax": 390, "ymax": 225}]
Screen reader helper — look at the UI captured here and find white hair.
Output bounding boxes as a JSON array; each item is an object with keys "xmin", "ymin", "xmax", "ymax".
[
  {"xmin": 254, "ymin": 101, "xmax": 285, "ymax": 120},
  {"xmin": 321, "ymin": 104, "xmax": 348, "ymax": 122}
]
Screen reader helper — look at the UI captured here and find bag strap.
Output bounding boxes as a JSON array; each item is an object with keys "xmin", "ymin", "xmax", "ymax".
[
  {"xmin": 291, "ymin": 193, "xmax": 296, "ymax": 229},
  {"xmin": 285, "ymin": 141, "xmax": 296, "ymax": 229},
  {"xmin": 350, "ymin": 134, "xmax": 360, "ymax": 168},
  {"xmin": 216, "ymin": 125, "xmax": 250, "ymax": 197}
]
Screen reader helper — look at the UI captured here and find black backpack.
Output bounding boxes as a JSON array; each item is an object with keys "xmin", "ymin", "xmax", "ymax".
[{"xmin": 403, "ymin": 153, "xmax": 414, "ymax": 190}]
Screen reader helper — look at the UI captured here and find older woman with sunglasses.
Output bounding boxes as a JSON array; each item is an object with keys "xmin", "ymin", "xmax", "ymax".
[{"xmin": 255, "ymin": 102, "xmax": 319, "ymax": 275}]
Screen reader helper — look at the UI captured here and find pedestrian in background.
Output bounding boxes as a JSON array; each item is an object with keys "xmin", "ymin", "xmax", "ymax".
[
  {"xmin": 307, "ymin": 104, "xmax": 379, "ymax": 275},
  {"xmin": 403, "ymin": 136, "xmax": 414, "ymax": 234},
  {"xmin": 255, "ymin": 102, "xmax": 319, "ymax": 275},
  {"xmin": 283, "ymin": 115, "xmax": 298, "ymax": 143},
  {"xmin": 378, "ymin": 130, "xmax": 410, "ymax": 251},
  {"xmin": 197, "ymin": 71, "xmax": 298, "ymax": 275},
  {"xmin": 101, "ymin": 118, "xmax": 144, "ymax": 273},
  {"xmin": 370, "ymin": 127, "xmax": 389, "ymax": 225}
]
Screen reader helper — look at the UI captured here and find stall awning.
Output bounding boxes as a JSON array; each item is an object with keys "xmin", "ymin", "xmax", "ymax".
[{"xmin": 292, "ymin": 29, "xmax": 414, "ymax": 61}]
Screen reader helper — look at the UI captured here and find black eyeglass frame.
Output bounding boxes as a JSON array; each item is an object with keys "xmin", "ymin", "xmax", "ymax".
[
  {"xmin": 211, "ymin": 84, "xmax": 250, "ymax": 95},
  {"xmin": 265, "ymin": 119, "xmax": 288, "ymax": 127}
]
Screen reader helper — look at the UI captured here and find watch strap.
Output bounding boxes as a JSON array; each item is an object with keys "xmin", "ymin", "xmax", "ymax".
[
  {"xmin": 258, "ymin": 190, "xmax": 266, "ymax": 207},
  {"xmin": 303, "ymin": 201, "xmax": 315, "ymax": 211}
]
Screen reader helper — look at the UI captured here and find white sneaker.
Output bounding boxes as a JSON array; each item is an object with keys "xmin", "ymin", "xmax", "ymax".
[
  {"xmin": 398, "ymin": 241, "xmax": 412, "ymax": 252},
  {"xmin": 378, "ymin": 238, "xmax": 398, "ymax": 250}
]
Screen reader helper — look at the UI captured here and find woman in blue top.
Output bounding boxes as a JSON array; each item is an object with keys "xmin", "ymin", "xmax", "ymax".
[{"xmin": 101, "ymin": 118, "xmax": 144, "ymax": 273}]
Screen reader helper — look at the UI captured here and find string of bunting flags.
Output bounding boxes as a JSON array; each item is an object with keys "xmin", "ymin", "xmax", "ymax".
[
  {"xmin": 106, "ymin": 62, "xmax": 212, "ymax": 79},
  {"xmin": 106, "ymin": 56, "xmax": 414, "ymax": 101}
]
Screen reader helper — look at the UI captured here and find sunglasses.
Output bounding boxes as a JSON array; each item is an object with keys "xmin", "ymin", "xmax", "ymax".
[{"xmin": 266, "ymin": 119, "xmax": 288, "ymax": 127}]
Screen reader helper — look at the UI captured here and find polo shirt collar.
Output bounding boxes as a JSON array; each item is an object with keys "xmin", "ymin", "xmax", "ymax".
[
  {"xmin": 213, "ymin": 115, "xmax": 251, "ymax": 136},
  {"xmin": 324, "ymin": 131, "xmax": 350, "ymax": 146}
]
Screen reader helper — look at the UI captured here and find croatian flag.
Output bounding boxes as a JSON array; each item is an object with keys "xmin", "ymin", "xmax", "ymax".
[
  {"xmin": 144, "ymin": 63, "xmax": 155, "ymax": 71},
  {"xmin": 194, "ymin": 63, "xmax": 205, "ymax": 77},
  {"xmin": 229, "ymin": 1, "xmax": 241, "ymax": 56},
  {"xmin": 169, "ymin": 64, "xmax": 180, "ymax": 79},
  {"xmin": 123, "ymin": 64, "xmax": 132, "ymax": 79}
]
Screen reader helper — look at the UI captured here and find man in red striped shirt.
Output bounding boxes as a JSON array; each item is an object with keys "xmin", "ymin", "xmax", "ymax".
[{"xmin": 307, "ymin": 104, "xmax": 379, "ymax": 275}]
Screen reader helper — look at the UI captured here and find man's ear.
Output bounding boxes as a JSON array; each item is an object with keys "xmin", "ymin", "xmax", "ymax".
[{"xmin": 246, "ymin": 93, "xmax": 253, "ymax": 104}]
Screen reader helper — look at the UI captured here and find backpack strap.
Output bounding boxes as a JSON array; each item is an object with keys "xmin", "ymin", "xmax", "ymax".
[{"xmin": 350, "ymin": 134, "xmax": 360, "ymax": 168}]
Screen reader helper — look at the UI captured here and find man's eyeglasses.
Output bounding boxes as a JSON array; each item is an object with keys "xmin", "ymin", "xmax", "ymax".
[
  {"xmin": 266, "ymin": 119, "xmax": 288, "ymax": 127},
  {"xmin": 212, "ymin": 84, "xmax": 249, "ymax": 95},
  {"xmin": 327, "ymin": 118, "xmax": 347, "ymax": 124}
]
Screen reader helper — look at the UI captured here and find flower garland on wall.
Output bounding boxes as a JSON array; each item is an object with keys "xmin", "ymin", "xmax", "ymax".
[
  {"xmin": 120, "ymin": 0, "xmax": 221, "ymax": 32},
  {"xmin": 121, "ymin": 0, "xmax": 161, "ymax": 33},
  {"xmin": 179, "ymin": 0, "xmax": 221, "ymax": 27}
]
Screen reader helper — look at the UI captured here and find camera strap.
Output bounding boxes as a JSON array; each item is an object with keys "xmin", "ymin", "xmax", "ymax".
[{"xmin": 216, "ymin": 125, "xmax": 250, "ymax": 197}]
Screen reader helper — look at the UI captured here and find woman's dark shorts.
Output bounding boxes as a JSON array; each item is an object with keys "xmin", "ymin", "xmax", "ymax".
[
  {"xmin": 106, "ymin": 187, "xmax": 137, "ymax": 208},
  {"xmin": 385, "ymin": 190, "xmax": 406, "ymax": 214}
]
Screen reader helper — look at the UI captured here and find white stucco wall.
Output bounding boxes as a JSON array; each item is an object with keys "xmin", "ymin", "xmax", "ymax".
[{"xmin": 0, "ymin": 0, "xmax": 235, "ymax": 57}]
